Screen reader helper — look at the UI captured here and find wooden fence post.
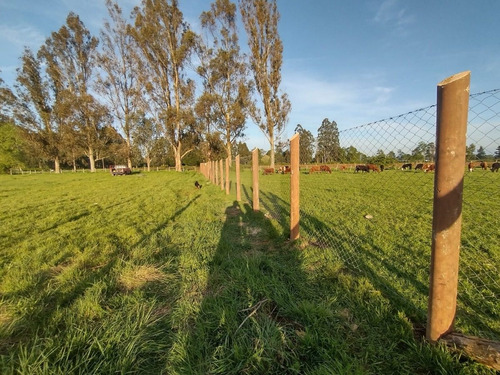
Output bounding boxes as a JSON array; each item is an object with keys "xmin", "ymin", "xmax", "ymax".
[
  {"xmin": 236, "ymin": 155, "xmax": 241, "ymax": 201},
  {"xmin": 225, "ymin": 157, "xmax": 230, "ymax": 194},
  {"xmin": 214, "ymin": 160, "xmax": 218, "ymax": 186},
  {"xmin": 252, "ymin": 148, "xmax": 259, "ymax": 211},
  {"xmin": 290, "ymin": 133, "xmax": 300, "ymax": 240},
  {"xmin": 427, "ymin": 71, "xmax": 470, "ymax": 342},
  {"xmin": 220, "ymin": 159, "xmax": 224, "ymax": 190}
]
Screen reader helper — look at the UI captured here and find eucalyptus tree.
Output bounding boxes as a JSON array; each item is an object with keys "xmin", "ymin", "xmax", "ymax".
[
  {"xmin": 130, "ymin": 0, "xmax": 197, "ymax": 172},
  {"xmin": 239, "ymin": 0, "xmax": 291, "ymax": 169},
  {"xmin": 0, "ymin": 74, "xmax": 16, "ymax": 121},
  {"xmin": 197, "ymin": 0, "xmax": 253, "ymax": 164},
  {"xmin": 294, "ymin": 124, "xmax": 315, "ymax": 164},
  {"xmin": 40, "ymin": 13, "xmax": 101, "ymax": 172},
  {"xmin": 97, "ymin": 0, "xmax": 141, "ymax": 169},
  {"xmin": 316, "ymin": 118, "xmax": 340, "ymax": 163},
  {"xmin": 15, "ymin": 48, "xmax": 65, "ymax": 172}
]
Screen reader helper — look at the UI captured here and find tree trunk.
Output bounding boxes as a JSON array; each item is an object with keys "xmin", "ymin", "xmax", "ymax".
[
  {"xmin": 126, "ymin": 137, "xmax": 132, "ymax": 169},
  {"xmin": 146, "ymin": 155, "xmax": 151, "ymax": 172},
  {"xmin": 89, "ymin": 147, "xmax": 96, "ymax": 172},
  {"xmin": 174, "ymin": 144, "xmax": 182, "ymax": 172},
  {"xmin": 442, "ymin": 333, "xmax": 500, "ymax": 371},
  {"xmin": 269, "ymin": 134, "xmax": 275, "ymax": 169},
  {"xmin": 226, "ymin": 140, "xmax": 232, "ymax": 167},
  {"xmin": 54, "ymin": 156, "xmax": 61, "ymax": 174}
]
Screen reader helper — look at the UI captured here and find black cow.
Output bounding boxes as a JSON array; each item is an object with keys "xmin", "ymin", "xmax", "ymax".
[
  {"xmin": 491, "ymin": 162, "xmax": 500, "ymax": 172},
  {"xmin": 380, "ymin": 165, "xmax": 385, "ymax": 172},
  {"xmin": 355, "ymin": 164, "xmax": 369, "ymax": 173},
  {"xmin": 401, "ymin": 163, "xmax": 412, "ymax": 170},
  {"xmin": 415, "ymin": 163, "xmax": 424, "ymax": 171}
]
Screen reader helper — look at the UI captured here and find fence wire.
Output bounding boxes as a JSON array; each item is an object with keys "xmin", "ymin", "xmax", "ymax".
[
  {"xmin": 296, "ymin": 90, "xmax": 499, "ymax": 340},
  {"xmin": 225, "ymin": 89, "xmax": 499, "ymax": 341}
]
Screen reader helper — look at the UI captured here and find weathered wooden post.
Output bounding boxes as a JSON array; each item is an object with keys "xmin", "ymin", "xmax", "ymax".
[
  {"xmin": 427, "ymin": 71, "xmax": 470, "ymax": 342},
  {"xmin": 236, "ymin": 155, "xmax": 241, "ymax": 202},
  {"xmin": 290, "ymin": 133, "xmax": 300, "ymax": 241},
  {"xmin": 252, "ymin": 148, "xmax": 259, "ymax": 211},
  {"xmin": 225, "ymin": 157, "xmax": 230, "ymax": 194},
  {"xmin": 220, "ymin": 159, "xmax": 224, "ymax": 190},
  {"xmin": 214, "ymin": 160, "xmax": 218, "ymax": 186}
]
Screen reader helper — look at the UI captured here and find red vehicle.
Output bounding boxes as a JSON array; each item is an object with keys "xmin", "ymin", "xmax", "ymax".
[{"xmin": 110, "ymin": 165, "xmax": 131, "ymax": 176}]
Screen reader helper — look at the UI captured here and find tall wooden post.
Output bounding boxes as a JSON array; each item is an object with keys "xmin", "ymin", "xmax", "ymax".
[
  {"xmin": 236, "ymin": 155, "xmax": 241, "ymax": 201},
  {"xmin": 427, "ymin": 71, "xmax": 470, "ymax": 342},
  {"xmin": 220, "ymin": 159, "xmax": 224, "ymax": 190},
  {"xmin": 252, "ymin": 148, "xmax": 259, "ymax": 211},
  {"xmin": 225, "ymin": 157, "xmax": 230, "ymax": 194},
  {"xmin": 290, "ymin": 133, "xmax": 300, "ymax": 240},
  {"xmin": 214, "ymin": 160, "xmax": 218, "ymax": 186}
]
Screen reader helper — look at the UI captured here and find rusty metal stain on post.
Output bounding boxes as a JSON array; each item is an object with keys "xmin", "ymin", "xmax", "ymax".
[
  {"xmin": 427, "ymin": 71, "xmax": 470, "ymax": 342},
  {"xmin": 290, "ymin": 133, "xmax": 300, "ymax": 241},
  {"xmin": 236, "ymin": 155, "xmax": 241, "ymax": 201},
  {"xmin": 252, "ymin": 149, "xmax": 259, "ymax": 211}
]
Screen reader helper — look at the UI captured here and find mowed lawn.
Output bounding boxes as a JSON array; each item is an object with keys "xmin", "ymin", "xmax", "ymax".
[{"xmin": 0, "ymin": 170, "xmax": 498, "ymax": 374}]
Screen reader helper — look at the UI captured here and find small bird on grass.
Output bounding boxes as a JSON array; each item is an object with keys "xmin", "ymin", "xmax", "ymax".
[{"xmin": 195, "ymin": 181, "xmax": 202, "ymax": 189}]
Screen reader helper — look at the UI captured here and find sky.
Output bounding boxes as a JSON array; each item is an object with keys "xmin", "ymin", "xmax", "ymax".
[{"xmin": 1, "ymin": 0, "xmax": 500, "ymax": 151}]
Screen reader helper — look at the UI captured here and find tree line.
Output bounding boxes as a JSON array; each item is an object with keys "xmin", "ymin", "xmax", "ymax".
[
  {"xmin": 0, "ymin": 0, "xmax": 290, "ymax": 173},
  {"xmin": 291, "ymin": 119, "xmax": 500, "ymax": 166}
]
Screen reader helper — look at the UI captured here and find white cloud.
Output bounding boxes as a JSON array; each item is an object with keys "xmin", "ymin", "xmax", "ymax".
[{"xmin": 0, "ymin": 24, "xmax": 45, "ymax": 50}]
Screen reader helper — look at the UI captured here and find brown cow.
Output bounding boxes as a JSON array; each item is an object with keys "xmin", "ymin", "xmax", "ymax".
[
  {"xmin": 320, "ymin": 165, "xmax": 332, "ymax": 173},
  {"xmin": 424, "ymin": 164, "xmax": 435, "ymax": 172},
  {"xmin": 262, "ymin": 168, "xmax": 274, "ymax": 175},
  {"xmin": 355, "ymin": 164, "xmax": 369, "ymax": 173},
  {"xmin": 366, "ymin": 164, "xmax": 380, "ymax": 172},
  {"xmin": 309, "ymin": 165, "xmax": 321, "ymax": 174},
  {"xmin": 480, "ymin": 161, "xmax": 488, "ymax": 170},
  {"xmin": 468, "ymin": 162, "xmax": 474, "ymax": 172},
  {"xmin": 278, "ymin": 166, "xmax": 291, "ymax": 174}
]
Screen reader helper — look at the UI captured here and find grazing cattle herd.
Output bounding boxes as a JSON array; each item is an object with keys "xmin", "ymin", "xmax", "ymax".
[{"xmin": 261, "ymin": 161, "xmax": 500, "ymax": 175}]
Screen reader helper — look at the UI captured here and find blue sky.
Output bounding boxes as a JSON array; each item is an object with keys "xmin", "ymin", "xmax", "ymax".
[{"xmin": 1, "ymin": 0, "xmax": 499, "ymax": 151}]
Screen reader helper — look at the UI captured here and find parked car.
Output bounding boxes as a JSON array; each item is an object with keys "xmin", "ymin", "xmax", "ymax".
[{"xmin": 110, "ymin": 165, "xmax": 131, "ymax": 176}]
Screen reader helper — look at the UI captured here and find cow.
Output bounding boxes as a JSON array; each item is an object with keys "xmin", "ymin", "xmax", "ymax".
[
  {"xmin": 309, "ymin": 165, "xmax": 321, "ymax": 174},
  {"xmin": 339, "ymin": 164, "xmax": 347, "ymax": 171},
  {"xmin": 491, "ymin": 162, "xmax": 500, "ymax": 172},
  {"xmin": 366, "ymin": 164, "xmax": 380, "ymax": 172},
  {"xmin": 320, "ymin": 165, "xmax": 332, "ymax": 173},
  {"xmin": 415, "ymin": 163, "xmax": 424, "ymax": 171},
  {"xmin": 480, "ymin": 161, "xmax": 488, "ymax": 170},
  {"xmin": 468, "ymin": 162, "xmax": 474, "ymax": 172},
  {"xmin": 380, "ymin": 165, "xmax": 385, "ymax": 172},
  {"xmin": 278, "ymin": 166, "xmax": 291, "ymax": 174},
  {"xmin": 401, "ymin": 163, "xmax": 412, "ymax": 170},
  {"xmin": 262, "ymin": 167, "xmax": 274, "ymax": 175},
  {"xmin": 355, "ymin": 164, "xmax": 369, "ymax": 173},
  {"xmin": 424, "ymin": 164, "xmax": 435, "ymax": 172}
]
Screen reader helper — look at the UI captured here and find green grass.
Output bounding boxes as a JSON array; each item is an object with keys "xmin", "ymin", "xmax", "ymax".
[{"xmin": 0, "ymin": 170, "xmax": 498, "ymax": 374}]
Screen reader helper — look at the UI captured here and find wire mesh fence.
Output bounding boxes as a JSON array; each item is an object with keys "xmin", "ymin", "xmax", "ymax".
[{"xmin": 200, "ymin": 88, "xmax": 499, "ymax": 342}]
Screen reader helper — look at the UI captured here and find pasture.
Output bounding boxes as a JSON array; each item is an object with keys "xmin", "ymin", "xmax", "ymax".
[{"xmin": 0, "ymin": 170, "xmax": 498, "ymax": 374}]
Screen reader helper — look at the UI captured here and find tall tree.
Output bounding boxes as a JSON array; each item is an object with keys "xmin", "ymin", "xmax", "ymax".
[
  {"xmin": 316, "ymin": 118, "xmax": 340, "ymax": 163},
  {"xmin": 130, "ymin": 0, "xmax": 197, "ymax": 172},
  {"xmin": 40, "ymin": 13, "xmax": 101, "ymax": 172},
  {"xmin": 15, "ymin": 48, "xmax": 64, "ymax": 172},
  {"xmin": 466, "ymin": 143, "xmax": 476, "ymax": 161},
  {"xmin": 240, "ymin": 0, "xmax": 291, "ymax": 169},
  {"xmin": 495, "ymin": 145, "xmax": 500, "ymax": 159},
  {"xmin": 476, "ymin": 145, "xmax": 486, "ymax": 160},
  {"xmin": 294, "ymin": 124, "xmax": 314, "ymax": 164},
  {"xmin": 0, "ymin": 75, "xmax": 16, "ymax": 122},
  {"xmin": 97, "ymin": 0, "xmax": 141, "ymax": 169},
  {"xmin": 197, "ymin": 0, "xmax": 253, "ymax": 165}
]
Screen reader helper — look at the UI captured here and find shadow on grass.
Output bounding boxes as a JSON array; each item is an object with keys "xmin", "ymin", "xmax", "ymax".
[{"xmin": 164, "ymin": 195, "xmax": 471, "ymax": 374}]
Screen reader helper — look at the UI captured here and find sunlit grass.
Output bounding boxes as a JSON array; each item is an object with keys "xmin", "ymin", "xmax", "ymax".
[{"xmin": 0, "ymin": 169, "xmax": 497, "ymax": 374}]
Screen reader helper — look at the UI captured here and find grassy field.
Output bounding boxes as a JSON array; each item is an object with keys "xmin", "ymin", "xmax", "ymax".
[{"xmin": 0, "ymin": 170, "xmax": 498, "ymax": 374}]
